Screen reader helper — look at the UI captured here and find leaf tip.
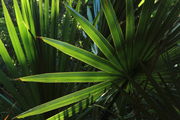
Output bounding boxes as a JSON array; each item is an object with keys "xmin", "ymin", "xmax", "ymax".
[
  {"xmin": 15, "ymin": 78, "xmax": 22, "ymax": 81},
  {"xmin": 36, "ymin": 36, "xmax": 43, "ymax": 40}
]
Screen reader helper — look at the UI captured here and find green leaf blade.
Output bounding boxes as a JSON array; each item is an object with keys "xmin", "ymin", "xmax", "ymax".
[
  {"xmin": 13, "ymin": 0, "xmax": 34, "ymax": 64},
  {"xmin": 39, "ymin": 0, "xmax": 44, "ymax": 35},
  {"xmin": 18, "ymin": 72, "xmax": 120, "ymax": 83},
  {"xmin": 65, "ymin": 3, "xmax": 120, "ymax": 67},
  {"xmin": 44, "ymin": 0, "xmax": 49, "ymax": 35},
  {"xmin": 125, "ymin": 0, "xmax": 135, "ymax": 41},
  {"xmin": 16, "ymin": 81, "xmax": 112, "ymax": 118},
  {"xmin": 125, "ymin": 0, "xmax": 136, "ymax": 70},
  {"xmin": 1, "ymin": 0, "xmax": 27, "ymax": 68},
  {"xmin": 0, "ymin": 39, "xmax": 15, "ymax": 73},
  {"xmin": 47, "ymin": 91, "xmax": 102, "ymax": 120},
  {"xmin": 42, "ymin": 37, "xmax": 120, "ymax": 74},
  {"xmin": 101, "ymin": 0, "xmax": 124, "ymax": 52}
]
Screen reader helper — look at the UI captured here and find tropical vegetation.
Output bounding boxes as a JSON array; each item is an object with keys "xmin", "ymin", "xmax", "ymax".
[{"xmin": 0, "ymin": 0, "xmax": 179, "ymax": 120}]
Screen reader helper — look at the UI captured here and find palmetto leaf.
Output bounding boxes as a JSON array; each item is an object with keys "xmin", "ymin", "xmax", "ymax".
[
  {"xmin": 39, "ymin": 0, "xmax": 44, "ymax": 35},
  {"xmin": 42, "ymin": 37, "xmax": 120, "ymax": 73},
  {"xmin": 1, "ymin": 0, "xmax": 27, "ymax": 70},
  {"xmin": 0, "ymin": 39, "xmax": 15, "ymax": 73},
  {"xmin": 16, "ymin": 80, "xmax": 112, "ymax": 118},
  {"xmin": 21, "ymin": 0, "xmax": 36, "ymax": 37},
  {"xmin": 65, "ymin": 3, "xmax": 121, "ymax": 68},
  {"xmin": 46, "ymin": 91, "xmax": 105, "ymax": 120},
  {"xmin": 50, "ymin": 0, "xmax": 59, "ymax": 37},
  {"xmin": 18, "ymin": 72, "xmax": 119, "ymax": 83},
  {"xmin": 44, "ymin": 0, "xmax": 49, "ymax": 35},
  {"xmin": 125, "ymin": 0, "xmax": 135, "ymax": 42},
  {"xmin": 125, "ymin": 0, "xmax": 135, "ymax": 70},
  {"xmin": 13, "ymin": 0, "xmax": 35, "ymax": 65},
  {"xmin": 141, "ymin": 0, "xmax": 175, "ymax": 60},
  {"xmin": 12, "ymin": 0, "xmax": 180, "ymax": 119},
  {"xmin": 46, "ymin": 98, "xmax": 91, "ymax": 120},
  {"xmin": 101, "ymin": 0, "xmax": 124, "ymax": 52}
]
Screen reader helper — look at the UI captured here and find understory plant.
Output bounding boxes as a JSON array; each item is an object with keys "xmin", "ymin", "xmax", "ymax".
[
  {"xmin": 0, "ymin": 0, "xmax": 180, "ymax": 120},
  {"xmin": 0, "ymin": 0, "xmax": 87, "ymax": 119},
  {"xmin": 11, "ymin": 0, "xmax": 180, "ymax": 120}
]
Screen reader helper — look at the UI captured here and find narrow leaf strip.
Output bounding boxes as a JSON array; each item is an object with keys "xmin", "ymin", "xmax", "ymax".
[
  {"xmin": 20, "ymin": 0, "xmax": 36, "ymax": 61},
  {"xmin": 125, "ymin": 0, "xmax": 135, "ymax": 41},
  {"xmin": 13, "ymin": 0, "xmax": 33, "ymax": 64},
  {"xmin": 134, "ymin": 0, "xmax": 154, "ymax": 60},
  {"xmin": 47, "ymin": 99, "xmax": 91, "ymax": 120},
  {"xmin": 65, "ymin": 3, "xmax": 120, "ymax": 67},
  {"xmin": 1, "ymin": 0, "xmax": 27, "ymax": 68},
  {"xmin": 44, "ymin": 0, "xmax": 49, "ymax": 35},
  {"xmin": 125, "ymin": 0, "xmax": 135, "ymax": 70},
  {"xmin": 42, "ymin": 37, "xmax": 120, "ymax": 73},
  {"xmin": 24, "ymin": 0, "xmax": 36, "ymax": 37},
  {"xmin": 16, "ymin": 81, "xmax": 112, "ymax": 118},
  {"xmin": 18, "ymin": 72, "xmax": 119, "ymax": 83},
  {"xmin": 50, "ymin": 0, "xmax": 58, "ymax": 37},
  {"xmin": 101, "ymin": 0, "xmax": 124, "ymax": 51},
  {"xmin": 47, "ymin": 91, "xmax": 104, "ymax": 120},
  {"xmin": 136, "ymin": 0, "xmax": 154, "ymax": 41},
  {"xmin": 0, "ymin": 39, "xmax": 15, "ymax": 73},
  {"xmin": 39, "ymin": 0, "xmax": 44, "ymax": 35}
]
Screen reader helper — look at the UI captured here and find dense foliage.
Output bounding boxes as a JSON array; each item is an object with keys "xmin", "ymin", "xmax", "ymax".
[{"xmin": 0, "ymin": 0, "xmax": 179, "ymax": 120}]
